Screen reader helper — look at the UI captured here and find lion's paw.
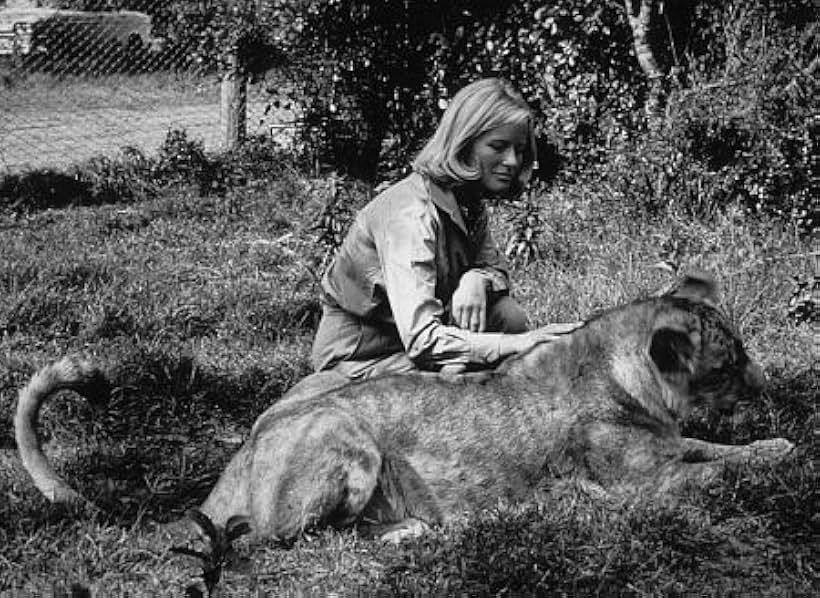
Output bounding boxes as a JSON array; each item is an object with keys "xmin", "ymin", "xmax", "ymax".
[
  {"xmin": 377, "ymin": 518, "xmax": 430, "ymax": 544},
  {"xmin": 748, "ymin": 438, "xmax": 795, "ymax": 464}
]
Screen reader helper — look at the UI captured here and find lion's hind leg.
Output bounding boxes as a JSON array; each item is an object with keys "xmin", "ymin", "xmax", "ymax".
[
  {"xmin": 357, "ymin": 453, "xmax": 445, "ymax": 543},
  {"xmin": 247, "ymin": 408, "xmax": 382, "ymax": 541}
]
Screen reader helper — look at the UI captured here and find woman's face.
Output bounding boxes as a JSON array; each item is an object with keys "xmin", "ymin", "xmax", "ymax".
[{"xmin": 468, "ymin": 121, "xmax": 529, "ymax": 195}]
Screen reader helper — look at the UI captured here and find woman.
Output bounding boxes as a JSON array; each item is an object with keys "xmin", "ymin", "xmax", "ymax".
[{"xmin": 310, "ymin": 78, "xmax": 576, "ymax": 380}]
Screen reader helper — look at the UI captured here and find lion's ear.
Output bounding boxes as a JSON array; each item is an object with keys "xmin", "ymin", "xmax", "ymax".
[
  {"xmin": 649, "ymin": 327, "xmax": 697, "ymax": 374},
  {"xmin": 669, "ymin": 271, "xmax": 720, "ymax": 305}
]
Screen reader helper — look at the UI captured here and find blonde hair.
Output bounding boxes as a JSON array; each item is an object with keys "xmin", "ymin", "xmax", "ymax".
[{"xmin": 412, "ymin": 78, "xmax": 537, "ymax": 195}]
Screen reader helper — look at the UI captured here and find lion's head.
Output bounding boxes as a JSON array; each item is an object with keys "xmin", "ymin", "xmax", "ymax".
[{"xmin": 649, "ymin": 273, "xmax": 766, "ymax": 416}]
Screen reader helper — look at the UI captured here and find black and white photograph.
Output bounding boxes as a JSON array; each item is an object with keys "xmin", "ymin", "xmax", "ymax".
[{"xmin": 0, "ymin": 0, "xmax": 816, "ymax": 595}]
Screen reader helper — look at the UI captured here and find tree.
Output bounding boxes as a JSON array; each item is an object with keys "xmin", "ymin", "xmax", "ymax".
[
  {"xmin": 624, "ymin": 0, "xmax": 664, "ymax": 118},
  {"xmin": 623, "ymin": 0, "xmax": 696, "ymax": 121},
  {"xmin": 163, "ymin": 0, "xmax": 286, "ymax": 148},
  {"xmin": 277, "ymin": 0, "xmax": 641, "ymax": 182}
]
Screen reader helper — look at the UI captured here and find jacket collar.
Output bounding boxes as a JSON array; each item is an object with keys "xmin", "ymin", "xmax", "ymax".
[{"xmin": 416, "ymin": 172, "xmax": 469, "ymax": 236}]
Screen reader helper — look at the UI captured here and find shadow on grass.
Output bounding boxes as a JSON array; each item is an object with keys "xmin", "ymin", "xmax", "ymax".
[
  {"xmin": 3, "ymin": 344, "xmax": 310, "ymax": 529},
  {"xmin": 381, "ymin": 478, "xmax": 816, "ymax": 596},
  {"xmin": 379, "ymin": 498, "xmax": 715, "ymax": 596},
  {"xmin": 89, "ymin": 347, "xmax": 308, "ymax": 522},
  {"xmin": 678, "ymin": 367, "xmax": 818, "ymax": 549},
  {"xmin": 0, "ymin": 170, "xmax": 90, "ymax": 212},
  {"xmin": 681, "ymin": 367, "xmax": 818, "ymax": 446}
]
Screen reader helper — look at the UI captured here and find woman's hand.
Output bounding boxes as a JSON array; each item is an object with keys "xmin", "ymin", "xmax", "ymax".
[
  {"xmin": 451, "ymin": 271, "xmax": 490, "ymax": 332},
  {"xmin": 440, "ymin": 321, "xmax": 584, "ymax": 376},
  {"xmin": 525, "ymin": 322, "xmax": 584, "ymax": 344},
  {"xmin": 503, "ymin": 322, "xmax": 584, "ymax": 355}
]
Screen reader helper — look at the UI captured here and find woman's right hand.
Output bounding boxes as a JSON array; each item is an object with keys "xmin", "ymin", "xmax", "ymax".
[{"xmin": 514, "ymin": 322, "xmax": 583, "ymax": 354}]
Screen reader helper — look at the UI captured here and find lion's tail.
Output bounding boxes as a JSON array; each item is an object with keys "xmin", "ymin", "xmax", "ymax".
[{"xmin": 14, "ymin": 356, "xmax": 110, "ymax": 505}]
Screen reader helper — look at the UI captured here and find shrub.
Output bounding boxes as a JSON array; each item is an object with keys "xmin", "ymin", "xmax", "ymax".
[
  {"xmin": 597, "ymin": 3, "xmax": 817, "ymax": 227},
  {"xmin": 275, "ymin": 0, "xmax": 642, "ymax": 183},
  {"xmin": 80, "ymin": 146, "xmax": 159, "ymax": 204},
  {"xmin": 0, "ymin": 130, "xmax": 301, "ymax": 214},
  {"xmin": 275, "ymin": 0, "xmax": 815, "ymax": 240},
  {"xmin": 152, "ymin": 130, "xmax": 303, "ymax": 195}
]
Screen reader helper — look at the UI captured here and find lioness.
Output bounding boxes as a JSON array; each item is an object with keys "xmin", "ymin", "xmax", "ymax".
[{"xmin": 16, "ymin": 274, "xmax": 794, "ymax": 542}]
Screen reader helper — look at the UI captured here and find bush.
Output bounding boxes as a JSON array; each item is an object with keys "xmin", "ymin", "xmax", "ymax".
[
  {"xmin": 152, "ymin": 130, "xmax": 302, "ymax": 195},
  {"xmin": 276, "ymin": 0, "xmax": 815, "ymax": 239},
  {"xmin": 81, "ymin": 146, "xmax": 159, "ymax": 204},
  {"xmin": 0, "ymin": 130, "xmax": 300, "ymax": 214},
  {"xmin": 275, "ymin": 0, "xmax": 642, "ymax": 183},
  {"xmin": 597, "ymin": 3, "xmax": 817, "ymax": 228}
]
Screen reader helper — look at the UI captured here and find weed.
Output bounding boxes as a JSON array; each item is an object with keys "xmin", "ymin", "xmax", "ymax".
[{"xmin": 171, "ymin": 509, "xmax": 251, "ymax": 598}]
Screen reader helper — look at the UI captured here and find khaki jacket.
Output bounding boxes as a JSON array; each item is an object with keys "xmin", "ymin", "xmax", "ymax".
[{"xmin": 318, "ymin": 172, "xmax": 513, "ymax": 368}]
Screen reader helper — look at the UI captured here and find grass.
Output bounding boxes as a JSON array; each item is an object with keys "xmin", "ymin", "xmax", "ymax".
[{"xmin": 0, "ymin": 166, "xmax": 816, "ymax": 596}]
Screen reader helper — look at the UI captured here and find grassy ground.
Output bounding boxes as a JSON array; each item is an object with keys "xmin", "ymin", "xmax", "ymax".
[{"xmin": 0, "ymin": 171, "xmax": 816, "ymax": 596}]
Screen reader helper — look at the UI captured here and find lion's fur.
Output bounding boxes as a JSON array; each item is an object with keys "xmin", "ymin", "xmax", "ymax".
[
  {"xmin": 15, "ymin": 275, "xmax": 793, "ymax": 542},
  {"xmin": 15, "ymin": 358, "xmax": 109, "ymax": 505}
]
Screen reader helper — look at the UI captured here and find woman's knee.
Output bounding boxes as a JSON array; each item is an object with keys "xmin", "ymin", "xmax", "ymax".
[
  {"xmin": 310, "ymin": 304, "xmax": 363, "ymax": 371},
  {"xmin": 487, "ymin": 295, "xmax": 529, "ymax": 333}
]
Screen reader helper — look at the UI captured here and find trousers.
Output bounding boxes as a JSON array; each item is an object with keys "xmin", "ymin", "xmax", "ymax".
[{"xmin": 309, "ymin": 294, "xmax": 529, "ymax": 380}]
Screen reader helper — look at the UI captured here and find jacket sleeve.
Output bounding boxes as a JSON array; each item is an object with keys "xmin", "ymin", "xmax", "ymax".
[{"xmin": 373, "ymin": 200, "xmax": 509, "ymax": 370}]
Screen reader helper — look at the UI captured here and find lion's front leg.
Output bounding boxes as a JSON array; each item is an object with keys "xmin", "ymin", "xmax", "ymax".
[
  {"xmin": 648, "ymin": 437, "xmax": 795, "ymax": 496},
  {"xmin": 680, "ymin": 437, "xmax": 794, "ymax": 466}
]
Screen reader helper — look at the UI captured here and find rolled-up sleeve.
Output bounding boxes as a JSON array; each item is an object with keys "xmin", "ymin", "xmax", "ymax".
[{"xmin": 374, "ymin": 202, "xmax": 508, "ymax": 369}]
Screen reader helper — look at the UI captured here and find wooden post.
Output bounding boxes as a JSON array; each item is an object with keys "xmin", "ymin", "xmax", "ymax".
[{"xmin": 220, "ymin": 49, "xmax": 247, "ymax": 150}]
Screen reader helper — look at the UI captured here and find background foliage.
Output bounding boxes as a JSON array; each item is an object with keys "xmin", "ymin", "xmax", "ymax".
[
  {"xmin": 249, "ymin": 0, "xmax": 816, "ymax": 231},
  {"xmin": 35, "ymin": 0, "xmax": 820, "ymax": 228}
]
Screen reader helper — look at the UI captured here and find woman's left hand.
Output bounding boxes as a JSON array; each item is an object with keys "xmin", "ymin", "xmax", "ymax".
[{"xmin": 451, "ymin": 271, "xmax": 489, "ymax": 332}]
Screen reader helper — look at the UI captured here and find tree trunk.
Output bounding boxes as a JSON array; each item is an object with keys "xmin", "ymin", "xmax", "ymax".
[
  {"xmin": 220, "ymin": 50, "xmax": 247, "ymax": 150},
  {"xmin": 624, "ymin": 0, "xmax": 665, "ymax": 120}
]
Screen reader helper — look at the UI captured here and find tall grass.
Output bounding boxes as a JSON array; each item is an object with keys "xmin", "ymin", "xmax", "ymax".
[{"xmin": 0, "ymin": 154, "xmax": 815, "ymax": 595}]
